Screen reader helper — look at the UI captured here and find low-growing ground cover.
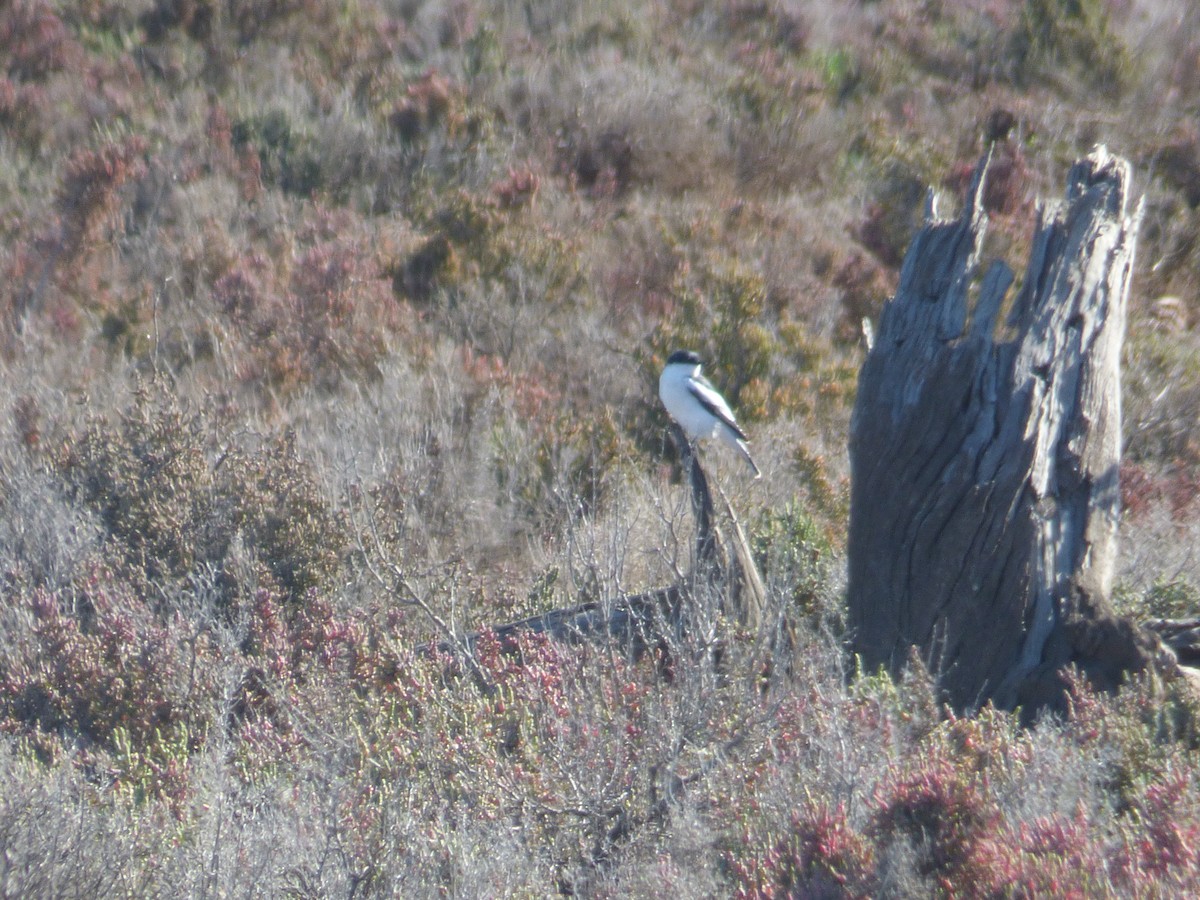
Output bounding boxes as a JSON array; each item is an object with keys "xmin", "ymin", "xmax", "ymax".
[{"xmin": 3, "ymin": 0, "xmax": 1200, "ymax": 895}]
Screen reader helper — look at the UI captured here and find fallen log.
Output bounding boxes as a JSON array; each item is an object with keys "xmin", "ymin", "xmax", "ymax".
[
  {"xmin": 1144, "ymin": 617, "xmax": 1200, "ymax": 666},
  {"xmin": 433, "ymin": 423, "xmax": 766, "ymax": 675}
]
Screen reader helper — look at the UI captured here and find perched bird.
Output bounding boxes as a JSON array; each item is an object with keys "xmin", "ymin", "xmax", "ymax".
[{"xmin": 659, "ymin": 350, "xmax": 761, "ymax": 478}]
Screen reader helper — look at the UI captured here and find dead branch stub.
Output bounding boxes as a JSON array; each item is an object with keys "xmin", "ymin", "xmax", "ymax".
[{"xmin": 433, "ymin": 423, "xmax": 765, "ymax": 679}]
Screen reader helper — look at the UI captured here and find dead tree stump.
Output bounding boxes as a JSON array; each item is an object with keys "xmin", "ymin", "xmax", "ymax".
[{"xmin": 847, "ymin": 146, "xmax": 1165, "ymax": 715}]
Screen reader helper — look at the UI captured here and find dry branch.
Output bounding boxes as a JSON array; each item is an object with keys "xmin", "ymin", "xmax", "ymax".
[{"xmin": 432, "ymin": 423, "xmax": 766, "ymax": 671}]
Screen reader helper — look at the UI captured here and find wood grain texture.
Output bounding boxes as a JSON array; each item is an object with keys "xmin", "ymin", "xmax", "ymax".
[{"xmin": 848, "ymin": 146, "xmax": 1160, "ymax": 713}]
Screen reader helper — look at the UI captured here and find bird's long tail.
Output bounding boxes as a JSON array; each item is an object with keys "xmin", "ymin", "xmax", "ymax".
[
  {"xmin": 716, "ymin": 422, "xmax": 762, "ymax": 477},
  {"xmin": 735, "ymin": 438, "xmax": 761, "ymax": 479},
  {"xmin": 739, "ymin": 441, "xmax": 758, "ymax": 480}
]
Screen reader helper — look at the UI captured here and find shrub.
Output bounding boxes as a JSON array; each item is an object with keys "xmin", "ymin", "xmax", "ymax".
[
  {"xmin": 687, "ymin": 267, "xmax": 774, "ymax": 412},
  {"xmin": 831, "ymin": 250, "xmax": 894, "ymax": 345},
  {"xmin": 0, "ymin": 0, "xmax": 80, "ymax": 81},
  {"xmin": 975, "ymin": 808, "xmax": 1109, "ymax": 898},
  {"xmin": 53, "ymin": 397, "xmax": 220, "ymax": 590},
  {"xmin": 642, "ymin": 259, "xmax": 774, "ymax": 430},
  {"xmin": 1123, "ymin": 329, "xmax": 1200, "ymax": 466},
  {"xmin": 1063, "ymin": 670, "xmax": 1200, "ymax": 818},
  {"xmin": 388, "ymin": 70, "xmax": 464, "ymax": 144},
  {"xmin": 2, "ymin": 133, "xmax": 148, "ymax": 335},
  {"xmin": 856, "ymin": 159, "xmax": 927, "ymax": 269},
  {"xmin": 871, "ymin": 747, "xmax": 997, "ymax": 885},
  {"xmin": 51, "ymin": 389, "xmax": 345, "ymax": 612},
  {"xmin": 738, "ymin": 802, "xmax": 877, "ymax": 899},
  {"xmin": 1142, "ymin": 578, "xmax": 1200, "ymax": 620},
  {"xmin": 231, "ymin": 109, "xmax": 322, "ymax": 198},
  {"xmin": 214, "ymin": 224, "xmax": 404, "ymax": 394},
  {"xmin": 752, "ymin": 502, "xmax": 835, "ymax": 626},
  {"xmin": 0, "ymin": 571, "xmax": 219, "ymax": 775},
  {"xmin": 1113, "ymin": 772, "xmax": 1200, "ymax": 890},
  {"xmin": 1009, "ymin": 0, "xmax": 1131, "ymax": 96}
]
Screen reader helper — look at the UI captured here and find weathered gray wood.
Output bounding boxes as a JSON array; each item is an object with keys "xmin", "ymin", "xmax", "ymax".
[
  {"xmin": 432, "ymin": 423, "xmax": 767, "ymax": 676},
  {"xmin": 455, "ymin": 585, "xmax": 685, "ymax": 658},
  {"xmin": 848, "ymin": 146, "xmax": 1163, "ymax": 714},
  {"xmin": 1144, "ymin": 618, "xmax": 1200, "ymax": 666}
]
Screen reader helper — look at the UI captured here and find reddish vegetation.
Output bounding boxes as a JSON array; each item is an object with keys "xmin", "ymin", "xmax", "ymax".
[{"xmin": 0, "ymin": 0, "xmax": 1200, "ymax": 894}]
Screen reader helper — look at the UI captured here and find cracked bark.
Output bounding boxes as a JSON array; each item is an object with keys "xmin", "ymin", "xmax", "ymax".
[{"xmin": 847, "ymin": 146, "xmax": 1165, "ymax": 716}]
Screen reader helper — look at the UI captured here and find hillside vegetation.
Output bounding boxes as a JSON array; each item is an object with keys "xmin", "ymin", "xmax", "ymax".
[{"xmin": 3, "ymin": 0, "xmax": 1200, "ymax": 895}]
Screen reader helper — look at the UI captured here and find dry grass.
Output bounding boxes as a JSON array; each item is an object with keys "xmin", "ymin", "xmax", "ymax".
[{"xmin": 2, "ymin": 0, "xmax": 1200, "ymax": 895}]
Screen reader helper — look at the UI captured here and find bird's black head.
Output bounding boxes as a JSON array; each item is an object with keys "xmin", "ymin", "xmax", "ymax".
[{"xmin": 666, "ymin": 350, "xmax": 701, "ymax": 366}]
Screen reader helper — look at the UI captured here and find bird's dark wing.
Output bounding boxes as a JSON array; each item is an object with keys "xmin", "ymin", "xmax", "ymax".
[{"xmin": 688, "ymin": 379, "xmax": 749, "ymax": 442}]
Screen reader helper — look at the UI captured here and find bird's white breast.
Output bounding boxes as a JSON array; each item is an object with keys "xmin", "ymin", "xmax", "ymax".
[{"xmin": 659, "ymin": 364, "xmax": 720, "ymax": 441}]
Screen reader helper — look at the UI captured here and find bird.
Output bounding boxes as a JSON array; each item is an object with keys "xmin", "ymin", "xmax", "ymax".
[{"xmin": 659, "ymin": 349, "xmax": 761, "ymax": 478}]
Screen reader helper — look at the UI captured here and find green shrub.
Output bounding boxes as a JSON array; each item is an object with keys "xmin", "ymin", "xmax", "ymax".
[
  {"xmin": 1, "ymin": 0, "xmax": 1200, "ymax": 895},
  {"xmin": 1010, "ymin": 0, "xmax": 1131, "ymax": 96},
  {"xmin": 1143, "ymin": 578, "xmax": 1200, "ymax": 620},
  {"xmin": 231, "ymin": 109, "xmax": 322, "ymax": 198},
  {"xmin": 51, "ymin": 389, "xmax": 344, "ymax": 612},
  {"xmin": 752, "ymin": 501, "xmax": 834, "ymax": 626}
]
